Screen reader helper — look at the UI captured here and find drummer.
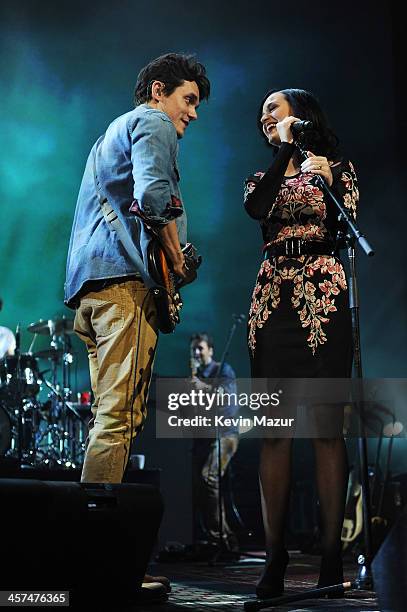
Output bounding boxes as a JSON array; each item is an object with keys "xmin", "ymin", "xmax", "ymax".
[{"xmin": 0, "ymin": 297, "xmax": 15, "ymax": 359}]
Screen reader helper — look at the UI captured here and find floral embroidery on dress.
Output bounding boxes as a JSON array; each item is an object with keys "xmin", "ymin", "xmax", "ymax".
[
  {"xmin": 248, "ymin": 256, "xmax": 348, "ymax": 355},
  {"xmin": 270, "ymin": 174, "xmax": 325, "ymax": 219},
  {"xmin": 340, "ymin": 161, "xmax": 358, "ymax": 219},
  {"xmin": 246, "ymin": 160, "xmax": 358, "ymax": 356},
  {"xmin": 244, "ymin": 172, "xmax": 264, "ymax": 202},
  {"xmin": 266, "ymin": 172, "xmax": 329, "ymax": 243}
]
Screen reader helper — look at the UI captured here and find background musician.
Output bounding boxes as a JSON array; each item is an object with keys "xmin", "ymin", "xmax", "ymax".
[{"xmin": 190, "ymin": 332, "xmax": 240, "ymax": 557}]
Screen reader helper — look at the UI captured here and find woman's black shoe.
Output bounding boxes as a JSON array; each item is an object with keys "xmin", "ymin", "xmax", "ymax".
[
  {"xmin": 256, "ymin": 549, "xmax": 289, "ymax": 599},
  {"xmin": 317, "ymin": 555, "xmax": 345, "ymax": 598}
]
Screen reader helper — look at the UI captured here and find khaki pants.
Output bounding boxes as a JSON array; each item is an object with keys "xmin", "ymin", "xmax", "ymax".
[
  {"xmin": 193, "ymin": 434, "xmax": 239, "ymax": 545},
  {"xmin": 74, "ymin": 279, "xmax": 158, "ymax": 483}
]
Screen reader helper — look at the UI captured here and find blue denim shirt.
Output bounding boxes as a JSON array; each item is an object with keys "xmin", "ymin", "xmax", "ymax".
[
  {"xmin": 64, "ymin": 104, "xmax": 187, "ymax": 307},
  {"xmin": 198, "ymin": 361, "xmax": 239, "ymax": 435}
]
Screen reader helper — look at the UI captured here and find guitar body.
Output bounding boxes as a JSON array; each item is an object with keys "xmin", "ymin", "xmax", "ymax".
[
  {"xmin": 341, "ymin": 463, "xmax": 398, "ymax": 554},
  {"xmin": 146, "ymin": 239, "xmax": 201, "ymax": 334},
  {"xmin": 147, "ymin": 240, "xmax": 182, "ymax": 334},
  {"xmin": 341, "ymin": 472, "xmax": 363, "ymax": 549}
]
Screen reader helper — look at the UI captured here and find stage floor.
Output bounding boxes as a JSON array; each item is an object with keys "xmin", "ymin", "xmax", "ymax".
[{"xmin": 128, "ymin": 551, "xmax": 378, "ymax": 611}]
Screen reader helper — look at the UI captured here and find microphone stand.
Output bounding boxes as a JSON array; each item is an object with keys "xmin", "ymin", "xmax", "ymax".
[
  {"xmin": 208, "ymin": 313, "xmax": 245, "ymax": 565},
  {"xmin": 243, "ymin": 134, "xmax": 375, "ymax": 610},
  {"xmin": 14, "ymin": 324, "xmax": 24, "ymax": 465}
]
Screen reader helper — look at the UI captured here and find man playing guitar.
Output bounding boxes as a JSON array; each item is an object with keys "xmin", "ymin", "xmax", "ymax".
[{"xmin": 64, "ymin": 53, "xmax": 210, "ymax": 601}]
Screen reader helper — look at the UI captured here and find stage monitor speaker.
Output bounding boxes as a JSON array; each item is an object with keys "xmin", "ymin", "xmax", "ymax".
[
  {"xmin": 0, "ymin": 479, "xmax": 164, "ymax": 605},
  {"xmin": 372, "ymin": 504, "xmax": 407, "ymax": 612}
]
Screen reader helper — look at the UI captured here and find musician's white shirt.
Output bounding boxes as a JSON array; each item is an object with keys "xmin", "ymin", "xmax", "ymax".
[{"xmin": 0, "ymin": 326, "xmax": 16, "ymax": 359}]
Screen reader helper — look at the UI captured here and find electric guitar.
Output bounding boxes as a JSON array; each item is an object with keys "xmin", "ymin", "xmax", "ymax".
[
  {"xmin": 341, "ymin": 469, "xmax": 363, "ymax": 549},
  {"xmin": 146, "ymin": 240, "xmax": 202, "ymax": 334}
]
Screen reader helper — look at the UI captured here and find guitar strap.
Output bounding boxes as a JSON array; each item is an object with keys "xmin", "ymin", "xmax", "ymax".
[
  {"xmin": 91, "ymin": 134, "xmax": 155, "ymax": 289},
  {"xmin": 91, "ymin": 134, "xmax": 199, "ymax": 335}
]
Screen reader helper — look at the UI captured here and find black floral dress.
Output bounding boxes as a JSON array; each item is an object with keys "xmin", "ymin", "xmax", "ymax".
[{"xmin": 244, "ymin": 144, "xmax": 358, "ymax": 378}]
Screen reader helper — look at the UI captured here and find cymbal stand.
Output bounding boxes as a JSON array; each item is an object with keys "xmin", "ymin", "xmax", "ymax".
[
  {"xmin": 35, "ymin": 323, "xmax": 70, "ymax": 466},
  {"xmin": 37, "ymin": 368, "xmax": 85, "ymax": 468},
  {"xmin": 35, "ymin": 377, "xmax": 67, "ymax": 466},
  {"xmin": 24, "ymin": 315, "xmax": 77, "ymax": 466},
  {"xmin": 62, "ymin": 332, "xmax": 76, "ymax": 463},
  {"xmin": 14, "ymin": 323, "xmax": 24, "ymax": 465},
  {"xmin": 50, "ymin": 322, "xmax": 66, "ymax": 463}
]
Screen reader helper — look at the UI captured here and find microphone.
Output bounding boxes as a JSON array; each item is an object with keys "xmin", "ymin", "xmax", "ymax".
[{"xmin": 291, "ymin": 120, "xmax": 313, "ymax": 135}]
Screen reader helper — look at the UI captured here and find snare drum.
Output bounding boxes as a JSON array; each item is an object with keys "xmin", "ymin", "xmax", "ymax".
[{"xmin": 0, "ymin": 354, "xmax": 40, "ymax": 398}]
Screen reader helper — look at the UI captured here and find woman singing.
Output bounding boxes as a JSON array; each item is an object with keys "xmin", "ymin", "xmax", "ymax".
[{"xmin": 244, "ymin": 89, "xmax": 359, "ymax": 598}]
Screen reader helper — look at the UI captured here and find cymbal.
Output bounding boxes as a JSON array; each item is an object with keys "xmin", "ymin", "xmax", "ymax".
[
  {"xmin": 34, "ymin": 348, "xmax": 65, "ymax": 361},
  {"xmin": 27, "ymin": 317, "xmax": 74, "ymax": 335}
]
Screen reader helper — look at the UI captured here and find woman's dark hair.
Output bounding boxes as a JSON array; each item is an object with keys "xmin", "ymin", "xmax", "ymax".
[
  {"xmin": 257, "ymin": 88, "xmax": 339, "ymax": 159},
  {"xmin": 134, "ymin": 52, "xmax": 210, "ymax": 105}
]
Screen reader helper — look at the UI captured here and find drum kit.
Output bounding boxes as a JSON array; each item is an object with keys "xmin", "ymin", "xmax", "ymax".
[{"xmin": 0, "ymin": 315, "xmax": 90, "ymax": 469}]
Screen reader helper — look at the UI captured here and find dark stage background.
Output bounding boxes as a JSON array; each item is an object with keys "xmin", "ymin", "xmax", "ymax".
[{"xmin": 1, "ymin": 0, "xmax": 406, "ymax": 545}]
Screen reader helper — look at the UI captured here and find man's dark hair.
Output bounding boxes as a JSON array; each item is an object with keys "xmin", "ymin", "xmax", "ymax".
[
  {"xmin": 257, "ymin": 88, "xmax": 339, "ymax": 159},
  {"xmin": 134, "ymin": 52, "xmax": 210, "ymax": 105},
  {"xmin": 190, "ymin": 332, "xmax": 214, "ymax": 349}
]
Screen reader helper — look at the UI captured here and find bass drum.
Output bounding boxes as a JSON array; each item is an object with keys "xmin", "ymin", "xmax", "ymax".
[
  {"xmin": 0, "ymin": 403, "xmax": 11, "ymax": 455},
  {"xmin": 0, "ymin": 354, "xmax": 40, "ymax": 399}
]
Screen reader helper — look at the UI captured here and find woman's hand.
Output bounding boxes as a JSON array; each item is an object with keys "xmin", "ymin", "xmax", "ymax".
[
  {"xmin": 301, "ymin": 151, "xmax": 333, "ymax": 186},
  {"xmin": 276, "ymin": 116, "xmax": 301, "ymax": 144}
]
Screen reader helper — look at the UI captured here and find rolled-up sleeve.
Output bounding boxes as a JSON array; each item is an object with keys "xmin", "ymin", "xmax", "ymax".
[{"xmin": 129, "ymin": 111, "xmax": 184, "ymax": 225}]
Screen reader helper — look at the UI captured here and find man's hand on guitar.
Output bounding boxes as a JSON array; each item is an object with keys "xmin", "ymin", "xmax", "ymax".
[
  {"xmin": 157, "ymin": 221, "xmax": 187, "ymax": 279},
  {"xmin": 171, "ymin": 252, "xmax": 187, "ymax": 279},
  {"xmin": 177, "ymin": 261, "xmax": 197, "ymax": 287},
  {"xmin": 148, "ymin": 222, "xmax": 201, "ymax": 333},
  {"xmin": 156, "ymin": 221, "xmax": 201, "ymax": 286},
  {"xmin": 169, "ymin": 247, "xmax": 199, "ymax": 287},
  {"xmin": 191, "ymin": 376, "xmax": 211, "ymax": 392},
  {"xmin": 176, "ymin": 244, "xmax": 201, "ymax": 287}
]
